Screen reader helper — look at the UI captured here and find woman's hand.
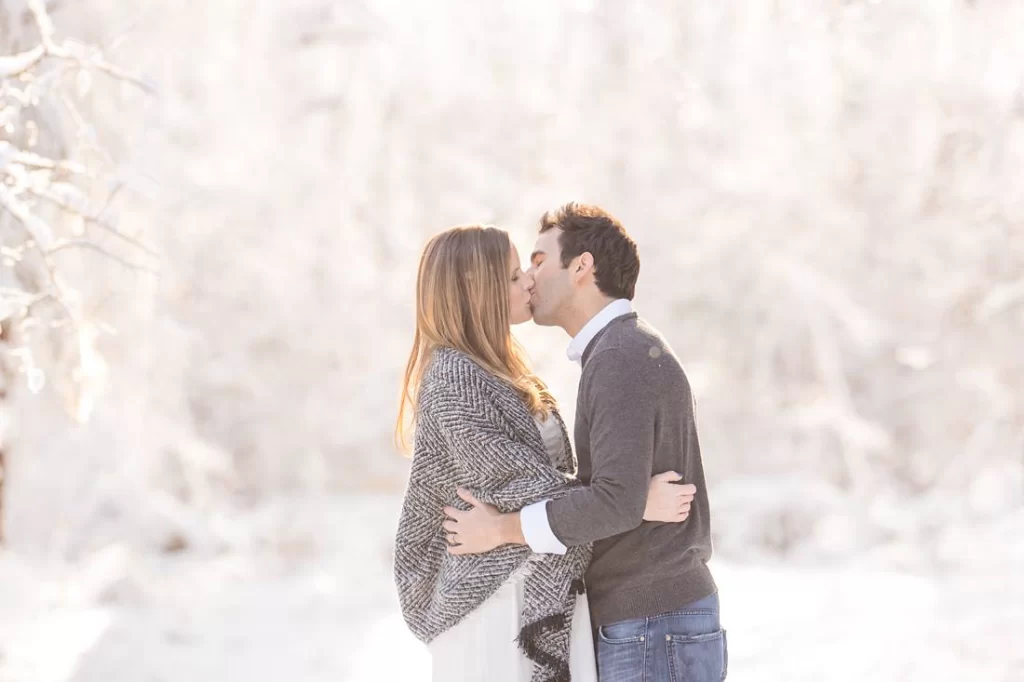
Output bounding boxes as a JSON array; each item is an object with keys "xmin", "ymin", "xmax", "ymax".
[{"xmin": 643, "ymin": 472, "xmax": 696, "ymax": 522}]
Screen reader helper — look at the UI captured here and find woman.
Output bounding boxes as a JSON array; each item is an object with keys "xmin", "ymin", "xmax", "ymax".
[{"xmin": 393, "ymin": 225, "xmax": 674, "ymax": 681}]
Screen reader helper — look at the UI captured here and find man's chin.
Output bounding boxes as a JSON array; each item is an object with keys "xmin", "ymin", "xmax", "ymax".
[{"xmin": 529, "ymin": 309, "xmax": 555, "ymax": 327}]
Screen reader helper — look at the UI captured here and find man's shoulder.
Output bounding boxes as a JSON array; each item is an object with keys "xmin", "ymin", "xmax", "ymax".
[
  {"xmin": 582, "ymin": 317, "xmax": 685, "ymax": 382},
  {"xmin": 587, "ymin": 316, "xmax": 669, "ymax": 357}
]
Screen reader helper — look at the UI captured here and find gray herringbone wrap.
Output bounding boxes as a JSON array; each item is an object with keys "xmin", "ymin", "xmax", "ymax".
[{"xmin": 394, "ymin": 346, "xmax": 592, "ymax": 682}]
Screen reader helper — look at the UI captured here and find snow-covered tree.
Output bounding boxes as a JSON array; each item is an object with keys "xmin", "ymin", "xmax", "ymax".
[{"xmin": 0, "ymin": 0, "xmax": 152, "ymax": 542}]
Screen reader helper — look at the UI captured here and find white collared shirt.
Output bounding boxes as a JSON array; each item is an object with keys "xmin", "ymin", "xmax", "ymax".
[
  {"xmin": 565, "ymin": 299, "xmax": 634, "ymax": 365},
  {"xmin": 520, "ymin": 298, "xmax": 635, "ymax": 554}
]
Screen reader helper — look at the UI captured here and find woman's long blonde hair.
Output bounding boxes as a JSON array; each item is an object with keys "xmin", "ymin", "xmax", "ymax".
[{"xmin": 395, "ymin": 225, "xmax": 554, "ymax": 451}]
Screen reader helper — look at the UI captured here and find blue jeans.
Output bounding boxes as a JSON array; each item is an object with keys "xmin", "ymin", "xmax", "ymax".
[{"xmin": 595, "ymin": 593, "xmax": 727, "ymax": 682}]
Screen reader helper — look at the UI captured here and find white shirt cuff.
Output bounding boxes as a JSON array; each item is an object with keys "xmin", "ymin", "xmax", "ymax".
[{"xmin": 519, "ymin": 500, "xmax": 568, "ymax": 555}]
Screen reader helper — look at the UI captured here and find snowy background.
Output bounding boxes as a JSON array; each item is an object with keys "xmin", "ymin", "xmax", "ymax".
[{"xmin": 1, "ymin": 1, "xmax": 1022, "ymax": 680}]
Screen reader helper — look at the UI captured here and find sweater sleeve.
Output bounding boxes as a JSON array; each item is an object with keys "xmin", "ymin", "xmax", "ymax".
[{"xmin": 546, "ymin": 349, "xmax": 656, "ymax": 546}]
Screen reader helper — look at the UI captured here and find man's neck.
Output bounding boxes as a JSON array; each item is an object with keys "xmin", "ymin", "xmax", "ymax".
[{"xmin": 562, "ymin": 296, "xmax": 617, "ymax": 338}]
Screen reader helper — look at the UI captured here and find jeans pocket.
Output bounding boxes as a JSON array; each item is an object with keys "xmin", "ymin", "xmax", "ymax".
[
  {"xmin": 596, "ymin": 635, "xmax": 645, "ymax": 682},
  {"xmin": 598, "ymin": 615, "xmax": 646, "ymax": 643},
  {"xmin": 666, "ymin": 628, "xmax": 727, "ymax": 682}
]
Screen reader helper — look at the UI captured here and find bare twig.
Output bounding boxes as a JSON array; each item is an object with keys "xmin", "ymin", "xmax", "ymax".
[
  {"xmin": 88, "ymin": 214, "xmax": 159, "ymax": 259},
  {"xmin": 97, "ymin": 222, "xmax": 157, "ymax": 260},
  {"xmin": 28, "ymin": 0, "xmax": 57, "ymax": 43},
  {"xmin": 99, "ymin": 181, "xmax": 125, "ymax": 213},
  {"xmin": 0, "ymin": 142, "xmax": 90, "ymax": 176},
  {"xmin": 59, "ymin": 93, "xmax": 117, "ymax": 168},
  {"xmin": 0, "ymin": 185, "xmax": 56, "ymax": 249},
  {"xmin": 0, "ymin": 45, "xmax": 46, "ymax": 78},
  {"xmin": 47, "ymin": 238, "xmax": 158, "ymax": 274},
  {"xmin": 24, "ymin": 181, "xmax": 159, "ymax": 258},
  {"xmin": 0, "ymin": 289, "xmax": 52, "ymax": 322},
  {"xmin": 50, "ymin": 45, "xmax": 155, "ymax": 94},
  {"xmin": 16, "ymin": 0, "xmax": 155, "ymax": 95}
]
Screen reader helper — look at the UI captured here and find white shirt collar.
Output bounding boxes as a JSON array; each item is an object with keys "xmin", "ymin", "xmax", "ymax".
[{"xmin": 566, "ymin": 299, "xmax": 634, "ymax": 365}]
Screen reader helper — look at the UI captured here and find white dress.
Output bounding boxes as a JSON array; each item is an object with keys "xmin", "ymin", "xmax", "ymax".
[{"xmin": 429, "ymin": 414, "xmax": 599, "ymax": 682}]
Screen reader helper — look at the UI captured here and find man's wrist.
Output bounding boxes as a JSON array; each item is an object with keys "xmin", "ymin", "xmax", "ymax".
[{"xmin": 499, "ymin": 511, "xmax": 526, "ymax": 546}]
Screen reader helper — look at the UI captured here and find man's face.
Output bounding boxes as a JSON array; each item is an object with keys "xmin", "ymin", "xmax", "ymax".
[{"xmin": 527, "ymin": 228, "xmax": 575, "ymax": 327}]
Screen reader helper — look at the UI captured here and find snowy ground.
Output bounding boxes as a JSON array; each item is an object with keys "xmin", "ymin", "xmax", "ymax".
[{"xmin": 1, "ymin": 494, "xmax": 1021, "ymax": 682}]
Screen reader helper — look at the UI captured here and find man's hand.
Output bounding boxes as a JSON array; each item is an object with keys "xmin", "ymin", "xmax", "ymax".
[
  {"xmin": 643, "ymin": 472, "xmax": 696, "ymax": 522},
  {"xmin": 442, "ymin": 488, "xmax": 524, "ymax": 555}
]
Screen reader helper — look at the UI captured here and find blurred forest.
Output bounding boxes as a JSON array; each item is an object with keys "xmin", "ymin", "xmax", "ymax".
[{"xmin": 1, "ymin": 1, "xmax": 1021, "ymax": 680}]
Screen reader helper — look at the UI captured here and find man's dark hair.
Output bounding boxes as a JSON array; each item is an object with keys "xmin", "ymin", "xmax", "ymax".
[{"xmin": 539, "ymin": 202, "xmax": 640, "ymax": 300}]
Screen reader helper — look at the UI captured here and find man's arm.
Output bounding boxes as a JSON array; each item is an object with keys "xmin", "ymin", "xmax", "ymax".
[
  {"xmin": 519, "ymin": 500, "xmax": 567, "ymax": 554},
  {"xmin": 546, "ymin": 349, "xmax": 656, "ymax": 546},
  {"xmin": 443, "ymin": 350, "xmax": 690, "ymax": 555},
  {"xmin": 514, "ymin": 475, "xmax": 695, "ymax": 554}
]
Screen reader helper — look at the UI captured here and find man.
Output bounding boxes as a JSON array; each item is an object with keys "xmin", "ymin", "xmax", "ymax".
[{"xmin": 444, "ymin": 203, "xmax": 726, "ymax": 681}]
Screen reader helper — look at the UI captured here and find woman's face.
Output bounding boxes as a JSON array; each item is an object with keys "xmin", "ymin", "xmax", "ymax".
[{"xmin": 508, "ymin": 244, "xmax": 535, "ymax": 325}]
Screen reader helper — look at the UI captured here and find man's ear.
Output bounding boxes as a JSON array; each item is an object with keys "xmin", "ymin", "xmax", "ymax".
[{"xmin": 573, "ymin": 252, "xmax": 595, "ymax": 283}]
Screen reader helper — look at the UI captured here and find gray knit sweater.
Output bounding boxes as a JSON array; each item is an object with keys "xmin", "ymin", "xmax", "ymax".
[
  {"xmin": 394, "ymin": 346, "xmax": 592, "ymax": 682},
  {"xmin": 546, "ymin": 313, "xmax": 717, "ymax": 626}
]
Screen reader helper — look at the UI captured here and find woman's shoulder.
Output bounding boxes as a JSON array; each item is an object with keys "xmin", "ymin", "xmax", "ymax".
[
  {"xmin": 420, "ymin": 346, "xmax": 503, "ymax": 403},
  {"xmin": 424, "ymin": 346, "xmax": 488, "ymax": 383}
]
